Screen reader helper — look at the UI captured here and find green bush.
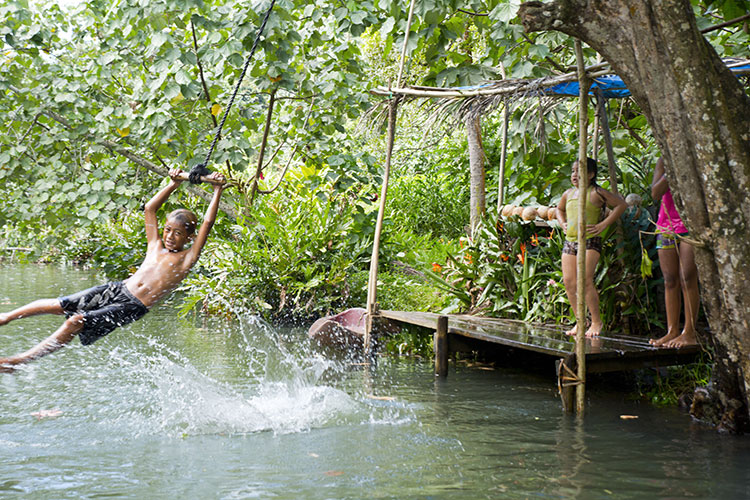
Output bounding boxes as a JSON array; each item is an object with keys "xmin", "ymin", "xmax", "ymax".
[
  {"xmin": 386, "ymin": 173, "xmax": 469, "ymax": 239},
  {"xmin": 179, "ymin": 168, "xmax": 378, "ymax": 321}
]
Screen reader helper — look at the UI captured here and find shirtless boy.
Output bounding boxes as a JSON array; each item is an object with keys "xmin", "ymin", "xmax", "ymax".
[{"xmin": 0, "ymin": 168, "xmax": 224, "ymax": 372}]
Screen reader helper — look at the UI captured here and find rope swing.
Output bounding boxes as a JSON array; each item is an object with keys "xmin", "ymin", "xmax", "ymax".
[{"xmin": 187, "ymin": 0, "xmax": 277, "ymax": 185}]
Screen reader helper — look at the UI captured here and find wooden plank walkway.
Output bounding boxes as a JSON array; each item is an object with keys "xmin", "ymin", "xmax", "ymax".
[{"xmin": 378, "ymin": 310, "xmax": 703, "ymax": 409}]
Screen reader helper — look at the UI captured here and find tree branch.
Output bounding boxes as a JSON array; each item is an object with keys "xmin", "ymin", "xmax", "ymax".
[
  {"xmin": 7, "ymin": 87, "xmax": 238, "ymax": 218},
  {"xmin": 519, "ymin": 1, "xmax": 579, "ymax": 36},
  {"xmin": 701, "ymin": 12, "xmax": 750, "ymax": 34},
  {"xmin": 191, "ymin": 19, "xmax": 218, "ymax": 129},
  {"xmin": 457, "ymin": 9, "xmax": 488, "ymax": 17}
]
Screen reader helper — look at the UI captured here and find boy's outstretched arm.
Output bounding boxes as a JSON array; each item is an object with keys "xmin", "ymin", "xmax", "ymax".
[
  {"xmin": 187, "ymin": 172, "xmax": 225, "ymax": 265},
  {"xmin": 144, "ymin": 169, "xmax": 184, "ymax": 245}
]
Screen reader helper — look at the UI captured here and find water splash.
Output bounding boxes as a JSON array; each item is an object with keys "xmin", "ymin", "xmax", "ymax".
[{"xmin": 72, "ymin": 313, "xmax": 413, "ymax": 438}]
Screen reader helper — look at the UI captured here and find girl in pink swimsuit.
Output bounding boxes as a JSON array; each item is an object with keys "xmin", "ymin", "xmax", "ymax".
[{"xmin": 650, "ymin": 158, "xmax": 700, "ymax": 348}]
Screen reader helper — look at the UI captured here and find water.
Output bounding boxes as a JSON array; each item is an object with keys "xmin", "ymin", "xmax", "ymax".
[{"xmin": 2, "ymin": 264, "xmax": 750, "ymax": 499}]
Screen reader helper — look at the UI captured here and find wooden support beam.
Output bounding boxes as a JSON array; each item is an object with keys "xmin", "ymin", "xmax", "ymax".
[
  {"xmin": 365, "ymin": 99, "xmax": 398, "ymax": 355},
  {"xmin": 435, "ymin": 315, "xmax": 449, "ymax": 377},
  {"xmin": 595, "ymin": 89, "xmax": 620, "ymax": 196},
  {"xmin": 496, "ymin": 99, "xmax": 510, "ymax": 212},
  {"xmin": 574, "ymin": 39, "xmax": 590, "ymax": 417},
  {"xmin": 557, "ymin": 353, "xmax": 578, "ymax": 413},
  {"xmin": 365, "ymin": 0, "xmax": 415, "ymax": 356}
]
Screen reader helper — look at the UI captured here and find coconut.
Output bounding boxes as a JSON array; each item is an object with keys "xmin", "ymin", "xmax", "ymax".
[
  {"xmin": 547, "ymin": 207, "xmax": 557, "ymax": 221},
  {"xmin": 501, "ymin": 205, "xmax": 513, "ymax": 217},
  {"xmin": 537, "ymin": 206, "xmax": 549, "ymax": 220},
  {"xmin": 512, "ymin": 206, "xmax": 524, "ymax": 217},
  {"xmin": 521, "ymin": 207, "xmax": 537, "ymax": 221}
]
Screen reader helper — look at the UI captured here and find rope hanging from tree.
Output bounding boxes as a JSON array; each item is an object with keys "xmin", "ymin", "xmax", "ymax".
[{"xmin": 188, "ymin": 0, "xmax": 277, "ymax": 184}]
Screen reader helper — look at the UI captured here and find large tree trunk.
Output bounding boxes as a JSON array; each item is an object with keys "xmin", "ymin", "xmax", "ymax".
[
  {"xmin": 520, "ymin": 0, "xmax": 750, "ymax": 432},
  {"xmin": 467, "ymin": 114, "xmax": 486, "ymax": 236}
]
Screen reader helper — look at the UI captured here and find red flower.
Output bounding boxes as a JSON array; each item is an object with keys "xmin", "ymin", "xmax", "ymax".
[
  {"xmin": 432, "ymin": 262, "xmax": 443, "ymax": 273},
  {"xmin": 464, "ymin": 253, "xmax": 473, "ymax": 264},
  {"xmin": 500, "ymin": 253, "xmax": 509, "ymax": 262},
  {"xmin": 530, "ymin": 234, "xmax": 539, "ymax": 246},
  {"xmin": 517, "ymin": 243, "xmax": 527, "ymax": 264}
]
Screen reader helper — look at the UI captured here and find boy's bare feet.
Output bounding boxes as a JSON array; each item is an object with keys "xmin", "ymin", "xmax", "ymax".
[
  {"xmin": 649, "ymin": 331, "xmax": 679, "ymax": 347},
  {"xmin": 0, "ymin": 313, "xmax": 9, "ymax": 326},
  {"xmin": 0, "ymin": 358, "xmax": 17, "ymax": 373},
  {"xmin": 565, "ymin": 324, "xmax": 578, "ymax": 336},
  {"xmin": 665, "ymin": 330, "xmax": 698, "ymax": 348},
  {"xmin": 586, "ymin": 322, "xmax": 603, "ymax": 337}
]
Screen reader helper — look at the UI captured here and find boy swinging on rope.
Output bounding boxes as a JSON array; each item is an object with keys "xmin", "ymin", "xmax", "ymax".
[{"xmin": 0, "ymin": 168, "xmax": 224, "ymax": 372}]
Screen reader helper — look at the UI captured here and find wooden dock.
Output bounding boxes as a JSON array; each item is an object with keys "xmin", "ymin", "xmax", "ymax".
[{"xmin": 378, "ymin": 310, "xmax": 703, "ymax": 411}]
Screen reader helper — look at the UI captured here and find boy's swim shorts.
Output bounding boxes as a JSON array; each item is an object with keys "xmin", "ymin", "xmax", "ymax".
[{"xmin": 59, "ymin": 281, "xmax": 148, "ymax": 345}]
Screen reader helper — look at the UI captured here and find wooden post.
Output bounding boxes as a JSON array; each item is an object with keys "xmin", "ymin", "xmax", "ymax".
[
  {"xmin": 574, "ymin": 39, "xmax": 590, "ymax": 417},
  {"xmin": 434, "ymin": 315, "xmax": 449, "ymax": 377},
  {"xmin": 496, "ymin": 99, "xmax": 510, "ymax": 212},
  {"xmin": 591, "ymin": 103, "xmax": 600, "ymax": 161},
  {"xmin": 595, "ymin": 89, "xmax": 620, "ymax": 197},
  {"xmin": 395, "ymin": 0, "xmax": 417, "ymax": 86},
  {"xmin": 365, "ymin": 100, "xmax": 397, "ymax": 355},
  {"xmin": 596, "ymin": 88, "xmax": 625, "ymax": 256},
  {"xmin": 557, "ymin": 354, "xmax": 577, "ymax": 413},
  {"xmin": 590, "ymin": 55, "xmax": 602, "ymax": 161},
  {"xmin": 365, "ymin": 0, "xmax": 416, "ymax": 355}
]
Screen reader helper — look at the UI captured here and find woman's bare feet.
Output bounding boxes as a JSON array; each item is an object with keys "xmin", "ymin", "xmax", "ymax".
[
  {"xmin": 565, "ymin": 324, "xmax": 578, "ymax": 336},
  {"xmin": 0, "ymin": 313, "xmax": 9, "ymax": 326},
  {"xmin": 586, "ymin": 322, "xmax": 603, "ymax": 337},
  {"xmin": 649, "ymin": 330, "xmax": 679, "ymax": 347},
  {"xmin": 665, "ymin": 330, "xmax": 698, "ymax": 348}
]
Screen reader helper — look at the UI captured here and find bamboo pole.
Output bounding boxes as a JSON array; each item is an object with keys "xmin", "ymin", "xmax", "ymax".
[
  {"xmin": 364, "ymin": 0, "xmax": 417, "ymax": 355},
  {"xmin": 370, "ymin": 69, "xmax": 614, "ymax": 99},
  {"xmin": 595, "ymin": 89, "xmax": 620, "ymax": 196},
  {"xmin": 496, "ymin": 98, "xmax": 510, "ymax": 212},
  {"xmin": 365, "ymin": 100, "xmax": 397, "ymax": 355},
  {"xmin": 591, "ymin": 102, "xmax": 600, "ymax": 161},
  {"xmin": 574, "ymin": 39, "xmax": 591, "ymax": 416},
  {"xmin": 591, "ymin": 56, "xmax": 602, "ymax": 161},
  {"xmin": 396, "ymin": 0, "xmax": 418, "ymax": 88}
]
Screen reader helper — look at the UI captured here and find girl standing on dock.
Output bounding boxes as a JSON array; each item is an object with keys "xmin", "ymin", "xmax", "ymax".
[
  {"xmin": 649, "ymin": 157, "xmax": 700, "ymax": 348},
  {"xmin": 556, "ymin": 158, "xmax": 626, "ymax": 337}
]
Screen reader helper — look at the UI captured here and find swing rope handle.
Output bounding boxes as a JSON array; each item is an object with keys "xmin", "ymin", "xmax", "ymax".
[
  {"xmin": 189, "ymin": 0, "xmax": 277, "ymax": 184},
  {"xmin": 175, "ymin": 172, "xmax": 226, "ymax": 186}
]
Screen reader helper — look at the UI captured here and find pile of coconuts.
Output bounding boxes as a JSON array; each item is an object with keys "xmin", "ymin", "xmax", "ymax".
[{"xmin": 499, "ymin": 204, "xmax": 557, "ymax": 222}]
